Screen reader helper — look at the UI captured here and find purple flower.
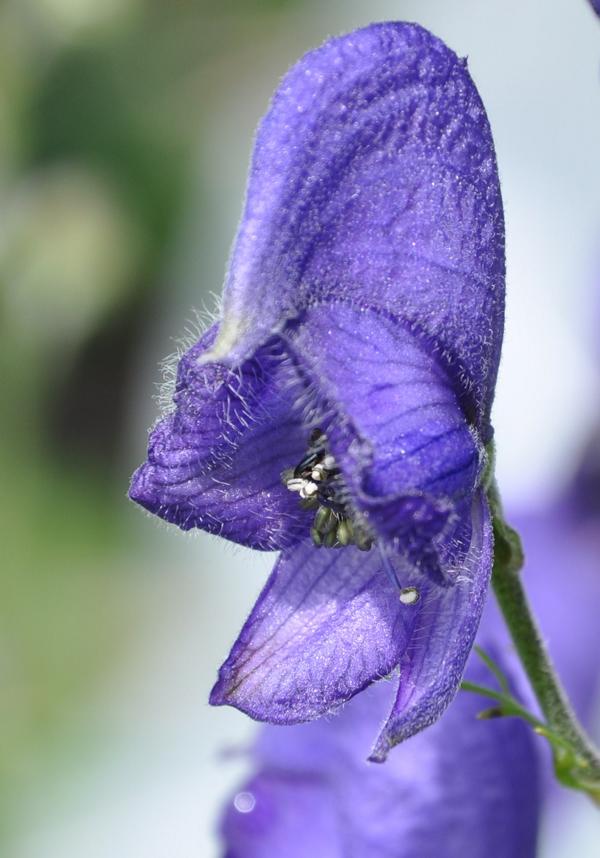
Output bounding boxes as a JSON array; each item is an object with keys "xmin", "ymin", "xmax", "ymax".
[
  {"xmin": 221, "ymin": 647, "xmax": 541, "ymax": 858},
  {"xmin": 129, "ymin": 22, "xmax": 505, "ymax": 755}
]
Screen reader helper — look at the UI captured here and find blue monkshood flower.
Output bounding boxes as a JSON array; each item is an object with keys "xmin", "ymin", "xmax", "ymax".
[
  {"xmin": 221, "ymin": 645, "xmax": 541, "ymax": 858},
  {"xmin": 129, "ymin": 22, "xmax": 505, "ymax": 757}
]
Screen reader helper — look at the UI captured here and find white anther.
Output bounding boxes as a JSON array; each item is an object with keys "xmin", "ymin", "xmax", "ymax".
[
  {"xmin": 322, "ymin": 454, "xmax": 336, "ymax": 470},
  {"xmin": 399, "ymin": 587, "xmax": 420, "ymax": 606},
  {"xmin": 311, "ymin": 464, "xmax": 326, "ymax": 481},
  {"xmin": 299, "ymin": 481, "xmax": 318, "ymax": 498},
  {"xmin": 285, "ymin": 478, "xmax": 306, "ymax": 493}
]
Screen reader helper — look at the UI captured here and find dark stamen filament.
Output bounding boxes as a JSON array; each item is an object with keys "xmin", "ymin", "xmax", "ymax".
[{"xmin": 282, "ymin": 428, "xmax": 372, "ymax": 551}]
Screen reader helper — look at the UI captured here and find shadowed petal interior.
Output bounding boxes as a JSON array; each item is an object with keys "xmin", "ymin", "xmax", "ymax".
[{"xmin": 283, "ymin": 303, "xmax": 483, "ymax": 575}]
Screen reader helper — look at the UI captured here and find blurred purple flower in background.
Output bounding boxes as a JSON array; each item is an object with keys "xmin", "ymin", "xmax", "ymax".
[
  {"xmin": 130, "ymin": 22, "xmax": 506, "ymax": 755},
  {"xmin": 222, "ymin": 648, "xmax": 541, "ymax": 858},
  {"xmin": 510, "ymin": 426, "xmax": 600, "ymax": 730}
]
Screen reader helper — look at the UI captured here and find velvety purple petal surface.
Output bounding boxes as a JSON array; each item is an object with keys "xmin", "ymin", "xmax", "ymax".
[
  {"xmin": 211, "ymin": 491, "xmax": 492, "ymax": 745},
  {"xmin": 209, "ymin": 22, "xmax": 504, "ymax": 434},
  {"xmin": 210, "ymin": 539, "xmax": 414, "ymax": 721},
  {"xmin": 129, "ymin": 327, "xmax": 314, "ymax": 549},
  {"xmin": 222, "ymin": 653, "xmax": 540, "ymax": 858}
]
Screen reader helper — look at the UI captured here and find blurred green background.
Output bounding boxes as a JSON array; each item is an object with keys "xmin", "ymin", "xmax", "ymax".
[
  {"xmin": 0, "ymin": 0, "xmax": 301, "ymax": 842},
  {"xmin": 1, "ymin": 1, "xmax": 599, "ymax": 855}
]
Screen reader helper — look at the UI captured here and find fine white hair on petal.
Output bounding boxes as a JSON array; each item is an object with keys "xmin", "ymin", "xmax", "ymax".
[{"xmin": 156, "ymin": 296, "xmax": 222, "ymax": 413}]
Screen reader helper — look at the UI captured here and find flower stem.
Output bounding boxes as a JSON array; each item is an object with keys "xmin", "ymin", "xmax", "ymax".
[{"xmin": 487, "ymin": 477, "xmax": 600, "ymax": 802}]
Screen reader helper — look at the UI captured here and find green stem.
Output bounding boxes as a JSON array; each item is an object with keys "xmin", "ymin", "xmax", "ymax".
[{"xmin": 487, "ymin": 477, "xmax": 600, "ymax": 800}]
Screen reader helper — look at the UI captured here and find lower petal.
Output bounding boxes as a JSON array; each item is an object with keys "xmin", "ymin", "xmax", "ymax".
[
  {"xmin": 210, "ymin": 539, "xmax": 415, "ymax": 721},
  {"xmin": 370, "ymin": 488, "xmax": 493, "ymax": 761},
  {"xmin": 211, "ymin": 490, "xmax": 492, "ymax": 731}
]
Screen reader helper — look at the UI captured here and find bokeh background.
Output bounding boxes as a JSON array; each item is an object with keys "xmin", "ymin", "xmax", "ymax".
[{"xmin": 1, "ymin": 0, "xmax": 599, "ymax": 855}]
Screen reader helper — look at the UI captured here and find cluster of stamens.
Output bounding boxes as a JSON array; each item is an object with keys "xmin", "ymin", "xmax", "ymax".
[
  {"xmin": 282, "ymin": 429, "xmax": 420, "ymax": 607},
  {"xmin": 282, "ymin": 429, "xmax": 373, "ymax": 551}
]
